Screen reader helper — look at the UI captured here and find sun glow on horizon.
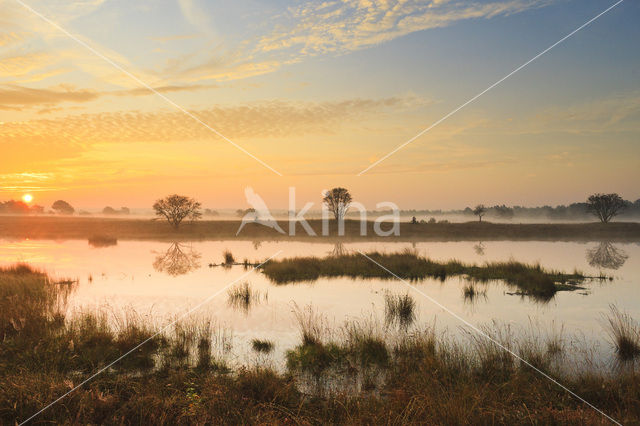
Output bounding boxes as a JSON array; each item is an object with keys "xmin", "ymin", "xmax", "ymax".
[{"xmin": 22, "ymin": 194, "xmax": 33, "ymax": 203}]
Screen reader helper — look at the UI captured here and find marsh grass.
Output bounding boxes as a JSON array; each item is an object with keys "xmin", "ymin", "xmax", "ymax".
[
  {"xmin": 284, "ymin": 311, "xmax": 640, "ymax": 423},
  {"xmin": 463, "ymin": 283, "xmax": 488, "ymax": 303},
  {"xmin": 87, "ymin": 234, "xmax": 117, "ymax": 247},
  {"xmin": 604, "ymin": 305, "xmax": 640, "ymax": 360},
  {"xmin": 262, "ymin": 250, "xmax": 592, "ymax": 300},
  {"xmin": 251, "ymin": 339, "xmax": 275, "ymax": 353},
  {"xmin": 384, "ymin": 293, "xmax": 416, "ymax": 328},
  {"xmin": 3, "ymin": 265, "xmax": 640, "ymax": 424},
  {"xmin": 223, "ymin": 250, "xmax": 235, "ymax": 265},
  {"xmin": 226, "ymin": 282, "xmax": 265, "ymax": 313}
]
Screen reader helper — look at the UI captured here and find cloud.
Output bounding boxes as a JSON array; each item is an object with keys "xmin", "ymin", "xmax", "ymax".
[
  {"xmin": 469, "ymin": 92, "xmax": 640, "ymax": 136},
  {"xmin": 257, "ymin": 0, "xmax": 552, "ymax": 57},
  {"xmin": 0, "ymin": 83, "xmax": 219, "ymax": 110},
  {"xmin": 0, "ymin": 31, "xmax": 22, "ymax": 47},
  {"xmin": 112, "ymin": 83, "xmax": 219, "ymax": 96},
  {"xmin": 178, "ymin": 0, "xmax": 215, "ymax": 37},
  {"xmin": 0, "ymin": 52, "xmax": 57, "ymax": 78},
  {"xmin": 0, "ymin": 95, "xmax": 427, "ymax": 143},
  {"xmin": 531, "ymin": 93, "xmax": 640, "ymax": 133},
  {"xmin": 0, "ymin": 85, "xmax": 99, "ymax": 110}
]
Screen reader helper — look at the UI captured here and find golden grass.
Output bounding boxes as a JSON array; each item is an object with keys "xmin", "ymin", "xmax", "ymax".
[{"xmin": 2, "ymin": 264, "xmax": 640, "ymax": 424}]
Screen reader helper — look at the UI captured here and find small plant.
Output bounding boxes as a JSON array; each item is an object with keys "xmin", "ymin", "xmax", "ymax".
[
  {"xmin": 604, "ymin": 305, "xmax": 640, "ymax": 360},
  {"xmin": 227, "ymin": 282, "xmax": 264, "ymax": 313},
  {"xmin": 463, "ymin": 283, "xmax": 487, "ymax": 303},
  {"xmin": 293, "ymin": 304, "xmax": 325, "ymax": 346},
  {"xmin": 251, "ymin": 338, "xmax": 274, "ymax": 353},
  {"xmin": 223, "ymin": 250, "xmax": 235, "ymax": 265},
  {"xmin": 87, "ymin": 235, "xmax": 117, "ymax": 248},
  {"xmin": 384, "ymin": 293, "xmax": 416, "ymax": 328}
]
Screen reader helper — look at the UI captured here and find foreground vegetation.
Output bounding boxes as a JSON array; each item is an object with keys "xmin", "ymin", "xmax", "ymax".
[
  {"xmin": 2, "ymin": 216, "xmax": 640, "ymax": 242},
  {"xmin": 2, "ymin": 264, "xmax": 639, "ymax": 424},
  {"xmin": 262, "ymin": 250, "xmax": 596, "ymax": 300}
]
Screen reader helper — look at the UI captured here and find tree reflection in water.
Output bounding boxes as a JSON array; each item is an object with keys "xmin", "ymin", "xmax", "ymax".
[
  {"xmin": 473, "ymin": 242, "xmax": 485, "ymax": 256},
  {"xmin": 153, "ymin": 242, "xmax": 202, "ymax": 276},
  {"xmin": 586, "ymin": 242, "xmax": 629, "ymax": 270},
  {"xmin": 328, "ymin": 241, "xmax": 347, "ymax": 257}
]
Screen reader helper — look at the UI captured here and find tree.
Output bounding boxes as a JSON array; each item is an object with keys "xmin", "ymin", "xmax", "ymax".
[
  {"xmin": 323, "ymin": 187, "xmax": 352, "ymax": 220},
  {"xmin": 473, "ymin": 204, "xmax": 487, "ymax": 222},
  {"xmin": 586, "ymin": 193, "xmax": 625, "ymax": 223},
  {"xmin": 236, "ymin": 208, "xmax": 256, "ymax": 218},
  {"xmin": 0, "ymin": 200, "xmax": 30, "ymax": 215},
  {"xmin": 153, "ymin": 194, "xmax": 202, "ymax": 229},
  {"xmin": 103, "ymin": 206, "xmax": 130, "ymax": 215},
  {"xmin": 52, "ymin": 200, "xmax": 75, "ymax": 215}
]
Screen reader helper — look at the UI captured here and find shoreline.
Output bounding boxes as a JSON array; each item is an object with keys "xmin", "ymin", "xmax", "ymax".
[{"xmin": 1, "ymin": 216, "xmax": 640, "ymax": 242}]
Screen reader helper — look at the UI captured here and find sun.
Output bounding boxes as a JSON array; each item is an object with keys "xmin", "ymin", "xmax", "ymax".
[{"xmin": 22, "ymin": 194, "xmax": 33, "ymax": 203}]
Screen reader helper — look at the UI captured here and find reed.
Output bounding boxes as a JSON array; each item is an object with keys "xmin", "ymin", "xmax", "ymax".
[{"xmin": 604, "ymin": 305, "xmax": 640, "ymax": 360}]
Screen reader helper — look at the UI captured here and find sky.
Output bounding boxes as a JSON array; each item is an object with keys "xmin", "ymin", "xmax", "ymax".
[{"xmin": 1, "ymin": 0, "xmax": 639, "ymax": 210}]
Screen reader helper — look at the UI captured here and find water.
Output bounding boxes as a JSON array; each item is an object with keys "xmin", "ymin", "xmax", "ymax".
[{"xmin": 1, "ymin": 238, "xmax": 638, "ymax": 368}]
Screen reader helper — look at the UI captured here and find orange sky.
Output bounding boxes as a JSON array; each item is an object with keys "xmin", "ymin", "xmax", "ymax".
[{"xmin": 1, "ymin": 0, "xmax": 639, "ymax": 210}]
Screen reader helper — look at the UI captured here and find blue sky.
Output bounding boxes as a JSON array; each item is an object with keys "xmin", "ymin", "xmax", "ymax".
[{"xmin": 0, "ymin": 0, "xmax": 638, "ymax": 208}]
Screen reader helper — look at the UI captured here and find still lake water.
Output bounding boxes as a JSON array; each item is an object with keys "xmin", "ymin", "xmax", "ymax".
[{"xmin": 1, "ymin": 238, "xmax": 639, "ymax": 368}]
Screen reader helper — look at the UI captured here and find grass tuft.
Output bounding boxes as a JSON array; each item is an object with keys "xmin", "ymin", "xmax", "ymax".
[
  {"xmin": 223, "ymin": 250, "xmax": 235, "ymax": 265},
  {"xmin": 605, "ymin": 305, "xmax": 640, "ymax": 360},
  {"xmin": 384, "ymin": 293, "xmax": 416, "ymax": 328},
  {"xmin": 226, "ymin": 282, "xmax": 264, "ymax": 313},
  {"xmin": 251, "ymin": 339, "xmax": 275, "ymax": 353}
]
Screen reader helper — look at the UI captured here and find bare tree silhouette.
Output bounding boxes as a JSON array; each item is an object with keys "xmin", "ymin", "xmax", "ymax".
[
  {"xmin": 586, "ymin": 242, "xmax": 628, "ymax": 270},
  {"xmin": 473, "ymin": 205, "xmax": 486, "ymax": 222},
  {"xmin": 473, "ymin": 242, "xmax": 485, "ymax": 256},
  {"xmin": 153, "ymin": 242, "xmax": 201, "ymax": 276}
]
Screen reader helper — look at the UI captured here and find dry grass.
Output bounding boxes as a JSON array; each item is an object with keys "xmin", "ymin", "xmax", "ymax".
[
  {"xmin": 604, "ymin": 305, "xmax": 640, "ymax": 360},
  {"xmin": 3, "ymin": 264, "xmax": 640, "ymax": 424}
]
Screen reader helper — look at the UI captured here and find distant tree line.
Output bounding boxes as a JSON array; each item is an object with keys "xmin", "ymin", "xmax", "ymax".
[
  {"xmin": 0, "ymin": 200, "xmax": 44, "ymax": 215},
  {"xmin": 399, "ymin": 196, "xmax": 640, "ymax": 221},
  {"xmin": 103, "ymin": 206, "xmax": 130, "ymax": 215}
]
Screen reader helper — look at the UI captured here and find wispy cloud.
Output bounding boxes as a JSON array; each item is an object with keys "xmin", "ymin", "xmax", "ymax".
[
  {"xmin": 0, "ymin": 83, "xmax": 219, "ymax": 110},
  {"xmin": 258, "ymin": 0, "xmax": 553, "ymax": 57},
  {"xmin": 0, "ymin": 85, "xmax": 99, "ymax": 110},
  {"xmin": 0, "ymin": 31, "xmax": 23, "ymax": 46}
]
